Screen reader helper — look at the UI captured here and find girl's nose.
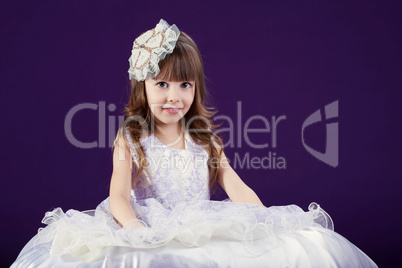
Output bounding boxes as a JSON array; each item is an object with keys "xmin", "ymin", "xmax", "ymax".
[
  {"xmin": 168, "ymin": 98, "xmax": 179, "ymax": 103},
  {"xmin": 167, "ymin": 85, "xmax": 180, "ymax": 103}
]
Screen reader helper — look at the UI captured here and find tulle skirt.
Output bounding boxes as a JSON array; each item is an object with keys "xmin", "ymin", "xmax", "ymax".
[{"xmin": 11, "ymin": 197, "xmax": 378, "ymax": 267}]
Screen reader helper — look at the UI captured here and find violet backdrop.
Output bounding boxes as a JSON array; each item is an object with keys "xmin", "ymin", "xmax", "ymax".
[{"xmin": 1, "ymin": 0, "xmax": 401, "ymax": 267}]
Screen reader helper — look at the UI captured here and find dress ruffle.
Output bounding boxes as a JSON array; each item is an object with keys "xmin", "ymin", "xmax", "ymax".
[
  {"xmin": 11, "ymin": 129, "xmax": 378, "ymax": 267},
  {"xmin": 32, "ymin": 197, "xmax": 334, "ymax": 262}
]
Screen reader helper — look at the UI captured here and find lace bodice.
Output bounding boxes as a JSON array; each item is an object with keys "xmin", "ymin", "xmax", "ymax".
[{"xmin": 124, "ymin": 129, "xmax": 210, "ymax": 209}]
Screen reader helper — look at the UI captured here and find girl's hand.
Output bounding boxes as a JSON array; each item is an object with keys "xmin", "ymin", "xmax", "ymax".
[
  {"xmin": 124, "ymin": 219, "xmax": 147, "ymax": 230},
  {"xmin": 123, "ymin": 220, "xmax": 158, "ymax": 243}
]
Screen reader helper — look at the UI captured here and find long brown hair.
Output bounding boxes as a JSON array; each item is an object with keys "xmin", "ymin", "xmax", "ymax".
[{"xmin": 118, "ymin": 31, "xmax": 224, "ymax": 193}]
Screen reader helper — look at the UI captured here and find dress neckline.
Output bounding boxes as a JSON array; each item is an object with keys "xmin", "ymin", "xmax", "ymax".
[{"xmin": 151, "ymin": 132, "xmax": 190, "ymax": 151}]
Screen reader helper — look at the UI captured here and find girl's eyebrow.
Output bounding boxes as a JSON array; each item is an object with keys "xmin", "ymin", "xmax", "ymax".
[
  {"xmin": 153, "ymin": 79, "xmax": 167, "ymax": 83},
  {"xmin": 154, "ymin": 79, "xmax": 195, "ymax": 83}
]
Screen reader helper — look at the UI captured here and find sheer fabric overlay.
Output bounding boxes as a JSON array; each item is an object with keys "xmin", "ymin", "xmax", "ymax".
[
  {"xmin": 27, "ymin": 128, "xmax": 335, "ymax": 262},
  {"xmin": 11, "ymin": 128, "xmax": 378, "ymax": 267}
]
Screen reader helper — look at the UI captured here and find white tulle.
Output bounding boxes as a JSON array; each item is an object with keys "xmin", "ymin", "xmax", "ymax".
[
  {"xmin": 27, "ymin": 198, "xmax": 334, "ymax": 262},
  {"xmin": 11, "ymin": 129, "xmax": 378, "ymax": 267}
]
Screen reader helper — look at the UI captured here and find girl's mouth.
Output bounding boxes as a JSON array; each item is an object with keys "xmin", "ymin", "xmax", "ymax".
[{"xmin": 163, "ymin": 108, "xmax": 182, "ymax": 114}]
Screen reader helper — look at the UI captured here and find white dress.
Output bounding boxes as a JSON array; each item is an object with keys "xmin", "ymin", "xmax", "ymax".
[{"xmin": 11, "ymin": 129, "xmax": 378, "ymax": 267}]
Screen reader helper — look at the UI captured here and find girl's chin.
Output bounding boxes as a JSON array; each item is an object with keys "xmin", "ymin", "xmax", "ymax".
[
  {"xmin": 153, "ymin": 117, "xmax": 182, "ymax": 126},
  {"xmin": 150, "ymin": 112, "xmax": 187, "ymax": 126}
]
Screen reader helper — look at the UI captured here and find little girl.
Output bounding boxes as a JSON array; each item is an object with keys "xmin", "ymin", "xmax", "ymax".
[{"xmin": 12, "ymin": 19, "xmax": 377, "ymax": 267}]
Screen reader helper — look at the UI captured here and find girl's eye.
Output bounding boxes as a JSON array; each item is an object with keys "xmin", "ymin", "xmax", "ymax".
[
  {"xmin": 181, "ymin": 82, "xmax": 192, "ymax": 88},
  {"xmin": 157, "ymin": 82, "xmax": 168, "ymax": 88}
]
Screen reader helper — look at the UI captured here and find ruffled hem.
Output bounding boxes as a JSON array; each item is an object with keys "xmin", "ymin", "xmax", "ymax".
[{"xmin": 32, "ymin": 197, "xmax": 334, "ymax": 262}]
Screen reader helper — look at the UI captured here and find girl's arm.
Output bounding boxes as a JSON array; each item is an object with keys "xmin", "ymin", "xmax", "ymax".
[
  {"xmin": 215, "ymin": 143, "xmax": 264, "ymax": 206},
  {"xmin": 109, "ymin": 131, "xmax": 143, "ymax": 229}
]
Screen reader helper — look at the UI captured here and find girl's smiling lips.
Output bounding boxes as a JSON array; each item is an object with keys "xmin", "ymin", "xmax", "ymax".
[{"xmin": 162, "ymin": 107, "xmax": 183, "ymax": 114}]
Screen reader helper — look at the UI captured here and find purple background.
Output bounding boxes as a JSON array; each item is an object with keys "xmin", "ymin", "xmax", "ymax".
[{"xmin": 1, "ymin": 1, "xmax": 401, "ymax": 266}]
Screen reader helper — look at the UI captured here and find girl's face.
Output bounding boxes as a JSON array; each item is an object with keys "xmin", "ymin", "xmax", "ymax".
[{"xmin": 145, "ymin": 78, "xmax": 195, "ymax": 129}]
